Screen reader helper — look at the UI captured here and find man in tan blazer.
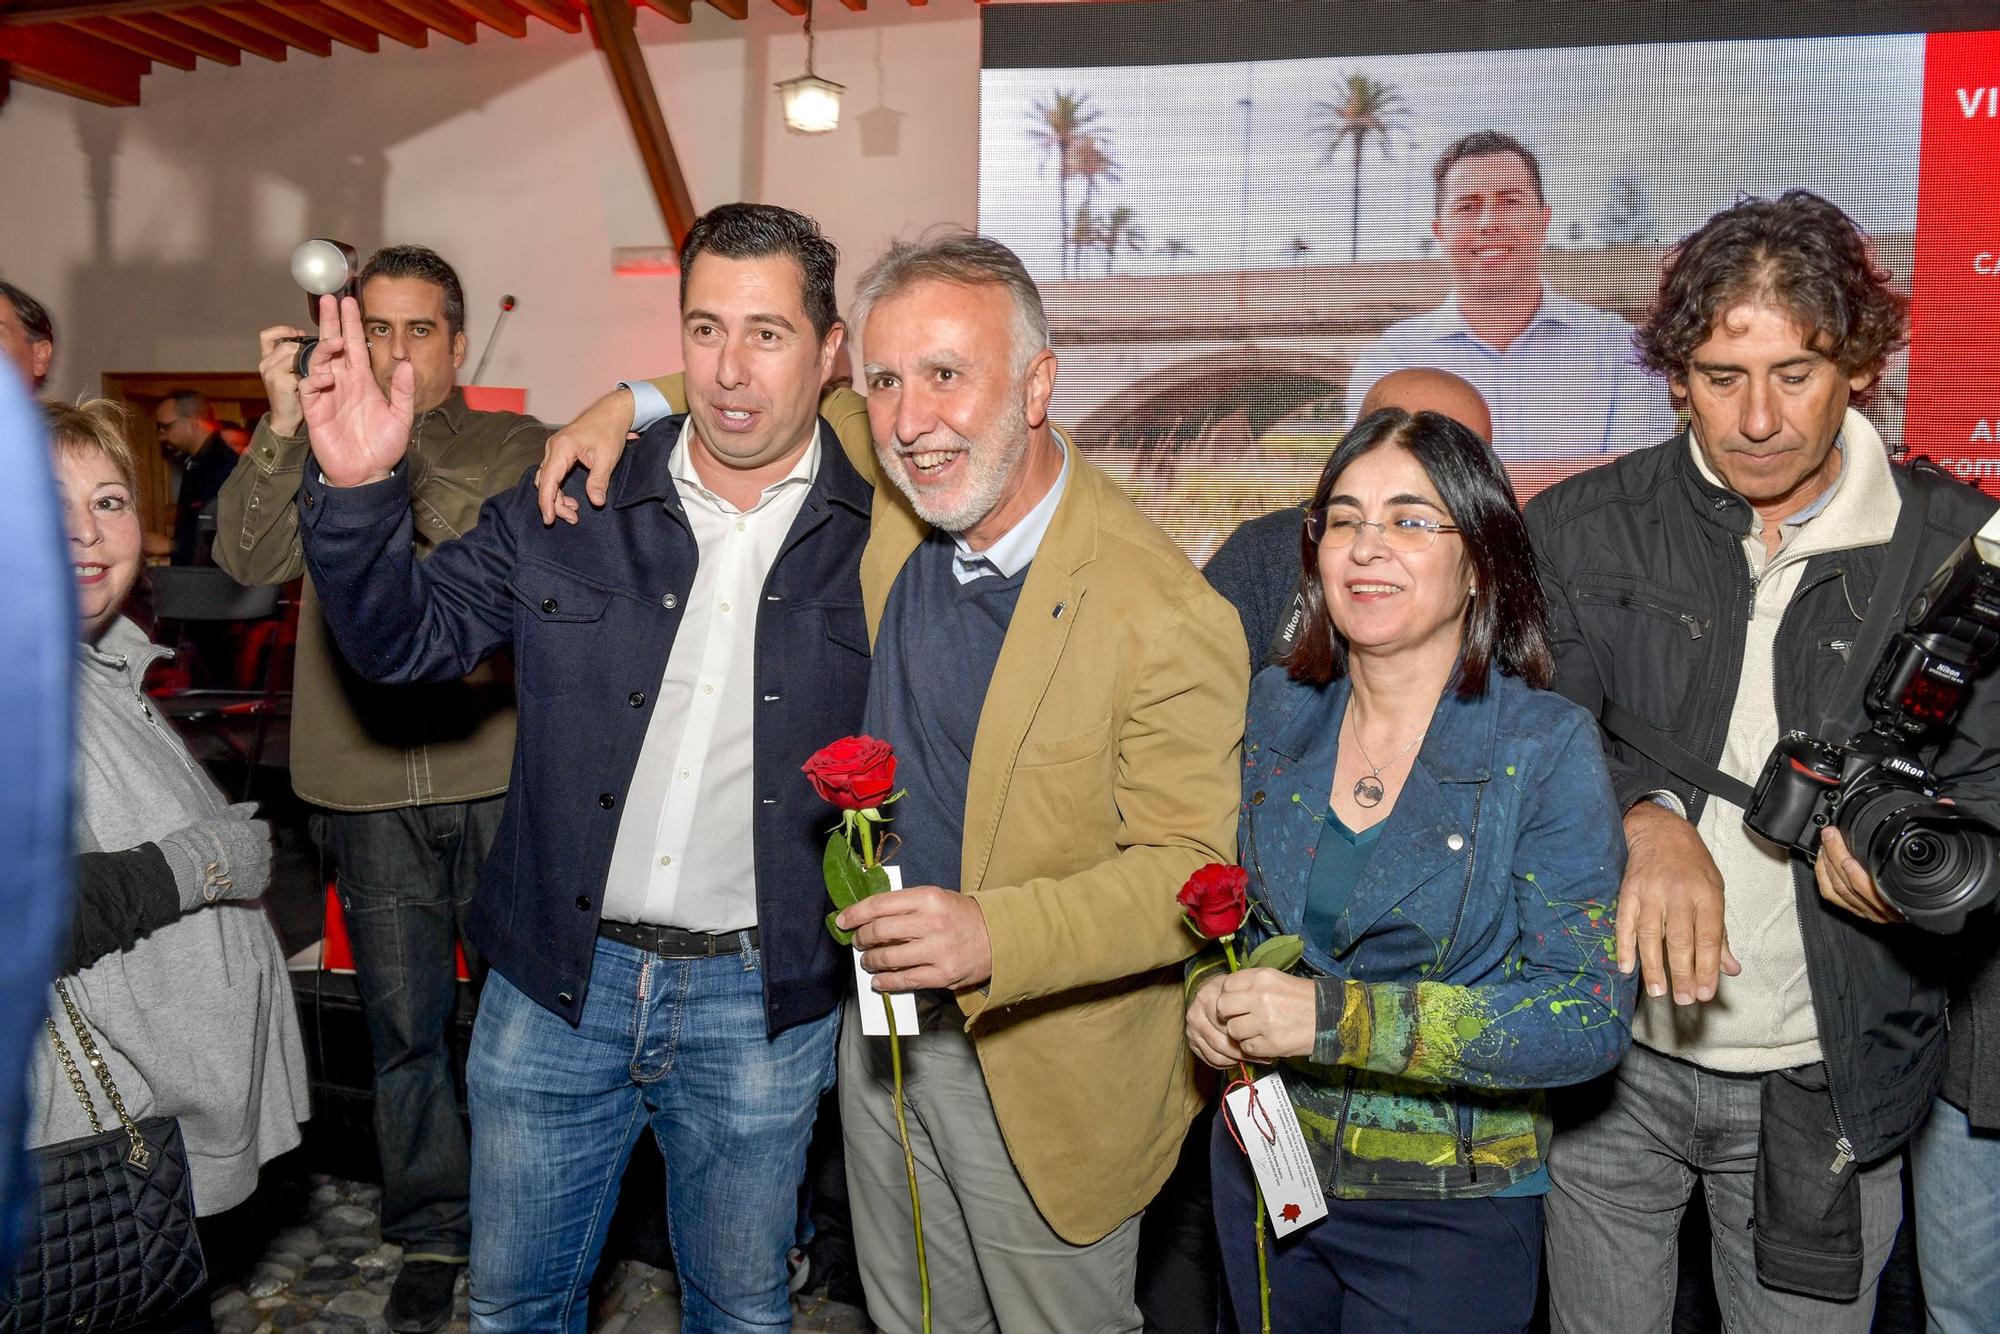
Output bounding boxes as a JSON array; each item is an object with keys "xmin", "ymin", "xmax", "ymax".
[
  {"xmin": 537, "ymin": 233, "xmax": 1244, "ymax": 1333},
  {"xmin": 830, "ymin": 233, "xmax": 1245, "ymax": 1333}
]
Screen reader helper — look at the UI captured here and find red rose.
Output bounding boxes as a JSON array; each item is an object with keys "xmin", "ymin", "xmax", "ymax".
[
  {"xmin": 1178, "ymin": 863, "xmax": 1250, "ymax": 940},
  {"xmin": 802, "ymin": 735, "xmax": 898, "ymax": 811}
]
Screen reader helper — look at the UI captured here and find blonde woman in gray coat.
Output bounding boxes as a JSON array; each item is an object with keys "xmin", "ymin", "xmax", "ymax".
[{"xmin": 26, "ymin": 400, "xmax": 310, "ymax": 1333}]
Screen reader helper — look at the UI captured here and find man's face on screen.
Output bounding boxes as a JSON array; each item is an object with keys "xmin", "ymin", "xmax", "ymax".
[
  {"xmin": 1676, "ymin": 302, "xmax": 1871, "ymax": 512},
  {"xmin": 1433, "ymin": 152, "xmax": 1551, "ymax": 303}
]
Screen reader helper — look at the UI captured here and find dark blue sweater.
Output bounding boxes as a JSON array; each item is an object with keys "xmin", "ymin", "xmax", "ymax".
[{"xmin": 863, "ymin": 534, "xmax": 1026, "ymax": 890}]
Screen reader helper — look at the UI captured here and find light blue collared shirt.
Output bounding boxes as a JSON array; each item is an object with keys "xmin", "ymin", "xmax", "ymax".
[
  {"xmin": 948, "ymin": 433, "xmax": 1070, "ymax": 585},
  {"xmin": 625, "ymin": 378, "xmax": 678, "ymax": 433},
  {"xmin": 1345, "ymin": 284, "xmax": 1677, "ymax": 457}
]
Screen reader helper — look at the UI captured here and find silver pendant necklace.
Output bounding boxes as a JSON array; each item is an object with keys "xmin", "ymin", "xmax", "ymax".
[{"xmin": 1347, "ymin": 712, "xmax": 1421, "ymax": 808}]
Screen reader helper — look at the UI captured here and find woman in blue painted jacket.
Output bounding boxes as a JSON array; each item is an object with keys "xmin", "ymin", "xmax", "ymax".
[{"xmin": 1186, "ymin": 407, "xmax": 1633, "ymax": 1332}]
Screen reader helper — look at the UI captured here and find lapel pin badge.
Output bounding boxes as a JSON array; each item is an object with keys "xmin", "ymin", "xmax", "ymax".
[{"xmin": 1052, "ymin": 600, "xmax": 1067, "ymax": 619}]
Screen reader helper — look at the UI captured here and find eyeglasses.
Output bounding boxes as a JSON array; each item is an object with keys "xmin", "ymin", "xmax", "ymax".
[{"xmin": 1305, "ymin": 507, "xmax": 1460, "ymax": 552}]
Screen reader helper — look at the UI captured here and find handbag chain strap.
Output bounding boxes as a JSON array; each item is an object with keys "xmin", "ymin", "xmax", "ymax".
[{"xmin": 44, "ymin": 980, "xmax": 153, "ymax": 1173}]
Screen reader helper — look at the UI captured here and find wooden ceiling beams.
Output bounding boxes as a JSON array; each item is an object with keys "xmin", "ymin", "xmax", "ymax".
[
  {"xmin": 582, "ymin": 0, "xmax": 696, "ymax": 247},
  {"xmin": 219, "ymin": 5, "xmax": 335, "ymax": 57},
  {"xmin": 0, "ymin": 20, "xmax": 148, "ymax": 104},
  {"xmin": 636, "ymin": 0, "xmax": 691, "ymax": 24},
  {"xmin": 0, "ymin": 0, "xmax": 967, "ymax": 109}
]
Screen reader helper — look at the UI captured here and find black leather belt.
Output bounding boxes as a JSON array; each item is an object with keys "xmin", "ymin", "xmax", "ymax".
[{"xmin": 598, "ymin": 919, "xmax": 759, "ymax": 958}]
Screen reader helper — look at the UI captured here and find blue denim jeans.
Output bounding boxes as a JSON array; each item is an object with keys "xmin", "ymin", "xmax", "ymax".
[
  {"xmin": 465, "ymin": 937, "xmax": 837, "ymax": 1334},
  {"xmin": 1911, "ymin": 1098, "xmax": 2000, "ymax": 1334},
  {"xmin": 326, "ymin": 796, "xmax": 503, "ymax": 1260}
]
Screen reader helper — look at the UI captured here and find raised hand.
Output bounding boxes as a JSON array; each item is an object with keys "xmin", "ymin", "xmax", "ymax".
[{"xmin": 299, "ymin": 293, "xmax": 413, "ymax": 487}]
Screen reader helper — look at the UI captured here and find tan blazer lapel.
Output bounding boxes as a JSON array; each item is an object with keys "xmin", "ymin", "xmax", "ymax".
[
  {"xmin": 959, "ymin": 461, "xmax": 1101, "ymax": 895},
  {"xmin": 861, "ymin": 478, "xmax": 926, "ymax": 639}
]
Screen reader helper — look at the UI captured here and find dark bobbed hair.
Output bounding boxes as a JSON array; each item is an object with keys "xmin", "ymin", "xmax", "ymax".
[
  {"xmin": 0, "ymin": 279, "xmax": 55, "ymax": 346},
  {"xmin": 358, "ymin": 244, "xmax": 467, "ymax": 336},
  {"xmin": 1282, "ymin": 408, "xmax": 1554, "ymax": 698},
  {"xmin": 1431, "ymin": 130, "xmax": 1545, "ymax": 214},
  {"xmin": 1635, "ymin": 190, "xmax": 1907, "ymax": 404},
  {"xmin": 678, "ymin": 202, "xmax": 841, "ymax": 341}
]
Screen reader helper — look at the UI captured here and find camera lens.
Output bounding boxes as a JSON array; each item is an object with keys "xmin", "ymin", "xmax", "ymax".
[
  {"xmin": 291, "ymin": 336, "xmax": 319, "ymax": 381},
  {"xmin": 1840, "ymin": 784, "xmax": 2000, "ymax": 929},
  {"xmin": 1900, "ymin": 835, "xmax": 1941, "ymax": 871}
]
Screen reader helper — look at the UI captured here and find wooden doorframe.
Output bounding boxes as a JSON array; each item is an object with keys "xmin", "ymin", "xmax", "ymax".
[{"xmin": 99, "ymin": 371, "xmax": 268, "ymax": 548}]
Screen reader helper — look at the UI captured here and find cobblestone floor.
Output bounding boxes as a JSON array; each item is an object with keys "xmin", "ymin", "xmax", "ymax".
[{"xmin": 209, "ymin": 1176, "xmax": 872, "ymax": 1333}]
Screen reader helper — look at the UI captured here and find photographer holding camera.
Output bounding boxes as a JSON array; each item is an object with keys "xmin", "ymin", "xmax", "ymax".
[
  {"xmin": 215, "ymin": 244, "xmax": 549, "ymax": 1333},
  {"xmin": 1528, "ymin": 191, "xmax": 2000, "ymax": 1332}
]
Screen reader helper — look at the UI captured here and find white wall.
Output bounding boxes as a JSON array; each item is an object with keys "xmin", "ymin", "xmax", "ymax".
[{"xmin": 0, "ymin": 2, "xmax": 981, "ymax": 419}]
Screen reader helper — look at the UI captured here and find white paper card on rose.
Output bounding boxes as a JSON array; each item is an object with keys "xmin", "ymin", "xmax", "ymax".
[
  {"xmin": 1223, "ymin": 1072, "xmax": 1328, "ymax": 1238},
  {"xmin": 853, "ymin": 864, "xmax": 920, "ymax": 1036}
]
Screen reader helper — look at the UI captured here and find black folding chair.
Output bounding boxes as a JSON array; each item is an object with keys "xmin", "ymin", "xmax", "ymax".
[{"xmin": 146, "ymin": 566, "xmax": 293, "ymax": 799}]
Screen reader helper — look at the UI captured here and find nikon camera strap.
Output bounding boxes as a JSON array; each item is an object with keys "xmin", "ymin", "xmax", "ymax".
[{"xmin": 1599, "ymin": 465, "xmax": 1938, "ymax": 812}]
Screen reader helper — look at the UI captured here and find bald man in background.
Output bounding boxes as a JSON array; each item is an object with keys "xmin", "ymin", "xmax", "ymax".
[{"xmin": 1202, "ymin": 367, "xmax": 1495, "ymax": 672}]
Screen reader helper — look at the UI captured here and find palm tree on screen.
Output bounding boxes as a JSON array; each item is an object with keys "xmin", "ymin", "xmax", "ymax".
[
  {"xmin": 1071, "ymin": 135, "xmax": 1123, "ymax": 240},
  {"xmin": 1099, "ymin": 205, "xmax": 1144, "ymax": 275},
  {"xmin": 1029, "ymin": 91, "xmax": 1104, "ymax": 278},
  {"xmin": 1310, "ymin": 73, "xmax": 1412, "ymax": 262},
  {"xmin": 1069, "ymin": 207, "xmax": 1102, "ymax": 275},
  {"xmin": 1159, "ymin": 237, "xmax": 1195, "ymax": 271}
]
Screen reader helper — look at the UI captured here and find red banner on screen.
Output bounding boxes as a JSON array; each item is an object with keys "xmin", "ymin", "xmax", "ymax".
[{"xmin": 1907, "ymin": 29, "xmax": 2000, "ymax": 493}]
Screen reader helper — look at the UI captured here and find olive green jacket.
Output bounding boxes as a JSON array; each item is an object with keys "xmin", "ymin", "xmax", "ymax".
[{"xmin": 213, "ymin": 390, "xmax": 549, "ymax": 811}]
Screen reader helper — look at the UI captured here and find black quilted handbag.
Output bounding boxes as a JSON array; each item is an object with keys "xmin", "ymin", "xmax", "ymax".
[{"xmin": 0, "ymin": 980, "xmax": 205, "ymax": 1333}]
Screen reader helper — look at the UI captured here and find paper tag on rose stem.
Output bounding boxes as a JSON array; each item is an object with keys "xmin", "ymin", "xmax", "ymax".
[
  {"xmin": 853, "ymin": 864, "xmax": 921, "ymax": 1036},
  {"xmin": 1223, "ymin": 1072, "xmax": 1327, "ymax": 1238}
]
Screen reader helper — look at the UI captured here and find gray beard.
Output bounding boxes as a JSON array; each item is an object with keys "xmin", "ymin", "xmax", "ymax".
[{"xmin": 878, "ymin": 407, "xmax": 1030, "ymax": 536}]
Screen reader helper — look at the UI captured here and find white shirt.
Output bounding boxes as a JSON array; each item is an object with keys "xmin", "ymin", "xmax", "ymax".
[{"xmin": 600, "ymin": 421, "xmax": 820, "ymax": 930}]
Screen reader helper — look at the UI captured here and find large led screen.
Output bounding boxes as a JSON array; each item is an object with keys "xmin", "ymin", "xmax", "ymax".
[{"xmin": 979, "ymin": 2, "xmax": 2000, "ymax": 560}]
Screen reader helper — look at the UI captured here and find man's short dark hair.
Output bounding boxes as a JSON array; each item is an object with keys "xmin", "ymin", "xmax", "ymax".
[
  {"xmin": 162, "ymin": 389, "xmax": 208, "ymax": 420},
  {"xmin": 0, "ymin": 279, "xmax": 55, "ymax": 347},
  {"xmin": 1283, "ymin": 407, "xmax": 1554, "ymax": 698},
  {"xmin": 357, "ymin": 244, "xmax": 467, "ymax": 336},
  {"xmin": 1635, "ymin": 190, "xmax": 1908, "ymax": 401},
  {"xmin": 678, "ymin": 203, "xmax": 840, "ymax": 341},
  {"xmin": 1431, "ymin": 131, "xmax": 1545, "ymax": 215}
]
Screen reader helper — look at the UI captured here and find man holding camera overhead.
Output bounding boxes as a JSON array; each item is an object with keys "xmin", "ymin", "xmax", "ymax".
[
  {"xmin": 215, "ymin": 244, "xmax": 548, "ymax": 1333},
  {"xmin": 1526, "ymin": 190, "xmax": 2000, "ymax": 1331}
]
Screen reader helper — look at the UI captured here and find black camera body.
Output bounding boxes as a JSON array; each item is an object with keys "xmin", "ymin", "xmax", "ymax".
[
  {"xmin": 1746, "ymin": 735, "xmax": 1934, "ymax": 856},
  {"xmin": 1743, "ymin": 522, "xmax": 2000, "ymax": 932}
]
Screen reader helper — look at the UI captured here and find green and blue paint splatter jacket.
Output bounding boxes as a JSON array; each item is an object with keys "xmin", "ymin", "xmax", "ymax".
[{"xmin": 1229, "ymin": 666, "xmax": 1633, "ymax": 1200}]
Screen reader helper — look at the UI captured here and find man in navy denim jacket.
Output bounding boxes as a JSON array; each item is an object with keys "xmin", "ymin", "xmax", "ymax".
[{"xmin": 291, "ymin": 204, "xmax": 872, "ymax": 1334}]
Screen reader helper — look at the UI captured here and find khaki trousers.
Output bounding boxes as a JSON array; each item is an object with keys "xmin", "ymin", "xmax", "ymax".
[{"xmin": 839, "ymin": 998, "xmax": 1144, "ymax": 1334}]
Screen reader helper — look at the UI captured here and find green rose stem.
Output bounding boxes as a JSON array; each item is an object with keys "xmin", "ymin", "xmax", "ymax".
[
  {"xmin": 1220, "ymin": 935, "xmax": 1271, "ymax": 1334},
  {"xmin": 857, "ymin": 810, "xmax": 932, "ymax": 1334}
]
